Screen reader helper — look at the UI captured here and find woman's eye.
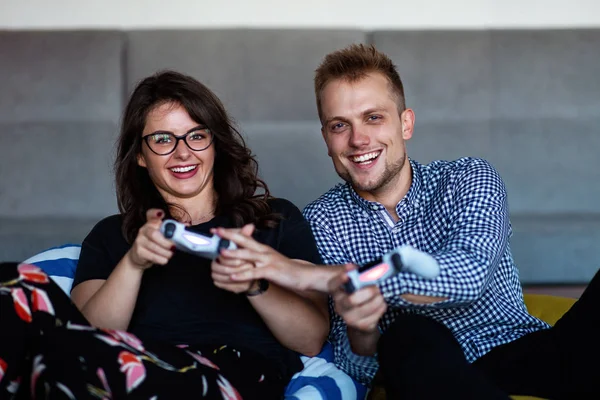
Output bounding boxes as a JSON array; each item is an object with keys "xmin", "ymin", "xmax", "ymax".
[
  {"xmin": 189, "ymin": 128, "xmax": 210, "ymax": 141},
  {"xmin": 152, "ymin": 134, "xmax": 172, "ymax": 144},
  {"xmin": 189, "ymin": 131, "xmax": 206, "ymax": 141}
]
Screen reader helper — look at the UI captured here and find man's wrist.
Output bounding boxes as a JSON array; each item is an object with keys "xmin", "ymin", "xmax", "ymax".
[
  {"xmin": 347, "ymin": 325, "xmax": 380, "ymax": 337},
  {"xmin": 347, "ymin": 326, "xmax": 381, "ymax": 356}
]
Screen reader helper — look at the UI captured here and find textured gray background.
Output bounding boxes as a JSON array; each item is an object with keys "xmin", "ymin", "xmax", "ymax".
[{"xmin": 1, "ymin": 29, "xmax": 599, "ymax": 284}]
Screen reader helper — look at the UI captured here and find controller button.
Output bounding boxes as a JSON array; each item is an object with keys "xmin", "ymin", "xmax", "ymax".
[
  {"xmin": 344, "ymin": 281, "xmax": 356, "ymax": 293},
  {"xmin": 164, "ymin": 222, "xmax": 176, "ymax": 238},
  {"xmin": 391, "ymin": 253, "xmax": 403, "ymax": 271}
]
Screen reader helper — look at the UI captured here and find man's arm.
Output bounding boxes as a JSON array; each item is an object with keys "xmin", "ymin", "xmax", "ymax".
[
  {"xmin": 384, "ymin": 159, "xmax": 511, "ymax": 308},
  {"xmin": 302, "ymin": 208, "xmax": 381, "ymax": 381}
]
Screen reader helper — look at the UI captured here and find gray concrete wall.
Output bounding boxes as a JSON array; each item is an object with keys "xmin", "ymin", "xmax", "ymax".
[{"xmin": 1, "ymin": 29, "xmax": 599, "ymax": 283}]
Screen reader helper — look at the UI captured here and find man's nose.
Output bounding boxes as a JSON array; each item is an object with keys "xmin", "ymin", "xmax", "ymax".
[{"xmin": 349, "ymin": 127, "xmax": 370, "ymax": 147}]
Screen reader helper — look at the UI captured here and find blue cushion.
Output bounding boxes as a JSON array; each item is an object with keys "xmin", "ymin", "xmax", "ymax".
[
  {"xmin": 286, "ymin": 342, "xmax": 368, "ymax": 400},
  {"xmin": 23, "ymin": 244, "xmax": 81, "ymax": 295}
]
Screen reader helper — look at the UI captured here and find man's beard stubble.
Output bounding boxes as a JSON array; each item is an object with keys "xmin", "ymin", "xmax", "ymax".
[{"xmin": 337, "ymin": 154, "xmax": 406, "ymax": 194}]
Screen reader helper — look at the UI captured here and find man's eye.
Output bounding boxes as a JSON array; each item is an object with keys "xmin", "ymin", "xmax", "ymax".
[
  {"xmin": 368, "ymin": 115, "xmax": 381, "ymax": 121},
  {"xmin": 331, "ymin": 123, "xmax": 344, "ymax": 131}
]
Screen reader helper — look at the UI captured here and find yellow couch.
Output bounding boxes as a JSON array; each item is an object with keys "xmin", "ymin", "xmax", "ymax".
[{"xmin": 367, "ymin": 294, "xmax": 577, "ymax": 400}]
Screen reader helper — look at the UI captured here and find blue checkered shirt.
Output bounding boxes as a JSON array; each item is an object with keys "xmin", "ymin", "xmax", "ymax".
[{"xmin": 303, "ymin": 157, "xmax": 550, "ymax": 385}]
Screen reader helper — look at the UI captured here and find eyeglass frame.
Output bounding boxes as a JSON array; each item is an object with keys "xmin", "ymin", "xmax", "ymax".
[{"xmin": 141, "ymin": 127, "xmax": 214, "ymax": 156}]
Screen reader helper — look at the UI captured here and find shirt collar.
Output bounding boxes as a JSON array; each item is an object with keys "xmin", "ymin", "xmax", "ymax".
[{"xmin": 347, "ymin": 157, "xmax": 423, "ymax": 213}]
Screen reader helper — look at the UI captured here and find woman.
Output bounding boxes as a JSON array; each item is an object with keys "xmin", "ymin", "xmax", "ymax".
[{"xmin": 0, "ymin": 71, "xmax": 328, "ymax": 399}]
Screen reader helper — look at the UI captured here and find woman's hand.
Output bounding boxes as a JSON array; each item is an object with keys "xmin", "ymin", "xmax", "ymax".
[
  {"xmin": 210, "ymin": 224, "xmax": 259, "ymax": 293},
  {"xmin": 213, "ymin": 225, "xmax": 344, "ymax": 293},
  {"xmin": 126, "ymin": 208, "xmax": 175, "ymax": 270},
  {"xmin": 212, "ymin": 225, "xmax": 331, "ymax": 356}
]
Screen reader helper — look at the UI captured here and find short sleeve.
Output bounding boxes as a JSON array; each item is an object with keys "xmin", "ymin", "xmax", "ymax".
[
  {"xmin": 269, "ymin": 198, "xmax": 323, "ymax": 265},
  {"xmin": 71, "ymin": 215, "xmax": 128, "ymax": 292}
]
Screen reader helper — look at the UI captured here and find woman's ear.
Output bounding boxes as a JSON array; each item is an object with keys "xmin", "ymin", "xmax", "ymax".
[{"xmin": 137, "ymin": 153, "xmax": 147, "ymax": 168}]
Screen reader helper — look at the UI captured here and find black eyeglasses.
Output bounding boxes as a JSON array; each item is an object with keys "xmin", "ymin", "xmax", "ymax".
[{"xmin": 142, "ymin": 128, "xmax": 214, "ymax": 156}]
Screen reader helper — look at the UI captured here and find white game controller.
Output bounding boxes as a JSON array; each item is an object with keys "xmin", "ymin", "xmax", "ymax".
[
  {"xmin": 160, "ymin": 219, "xmax": 237, "ymax": 260},
  {"xmin": 344, "ymin": 245, "xmax": 440, "ymax": 293}
]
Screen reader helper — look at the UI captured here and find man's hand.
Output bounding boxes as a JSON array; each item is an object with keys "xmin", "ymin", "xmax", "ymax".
[
  {"xmin": 329, "ymin": 264, "xmax": 387, "ymax": 333},
  {"xmin": 328, "ymin": 264, "xmax": 387, "ymax": 356}
]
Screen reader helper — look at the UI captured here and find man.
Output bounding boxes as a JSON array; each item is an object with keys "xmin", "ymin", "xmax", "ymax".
[
  {"xmin": 223, "ymin": 44, "xmax": 600, "ymax": 399},
  {"xmin": 301, "ymin": 43, "xmax": 600, "ymax": 399}
]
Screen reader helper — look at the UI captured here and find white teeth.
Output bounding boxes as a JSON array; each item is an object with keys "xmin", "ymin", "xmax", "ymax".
[
  {"xmin": 352, "ymin": 151, "xmax": 380, "ymax": 163},
  {"xmin": 170, "ymin": 165, "xmax": 197, "ymax": 173}
]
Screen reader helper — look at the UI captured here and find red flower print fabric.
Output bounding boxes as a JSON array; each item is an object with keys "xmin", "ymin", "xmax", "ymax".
[{"xmin": 0, "ymin": 262, "xmax": 287, "ymax": 399}]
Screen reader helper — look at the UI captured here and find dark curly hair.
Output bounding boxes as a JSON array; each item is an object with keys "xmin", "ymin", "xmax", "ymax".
[{"xmin": 115, "ymin": 70, "xmax": 278, "ymax": 243}]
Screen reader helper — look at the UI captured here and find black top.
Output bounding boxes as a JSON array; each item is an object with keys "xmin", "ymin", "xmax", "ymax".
[{"xmin": 73, "ymin": 198, "xmax": 322, "ymax": 379}]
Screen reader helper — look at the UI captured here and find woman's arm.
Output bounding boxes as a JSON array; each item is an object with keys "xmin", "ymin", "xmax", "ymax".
[
  {"xmin": 212, "ymin": 225, "xmax": 329, "ymax": 357},
  {"xmin": 71, "ymin": 209, "xmax": 174, "ymax": 331},
  {"xmin": 247, "ymin": 279, "xmax": 329, "ymax": 357},
  {"xmin": 71, "ymin": 254, "xmax": 145, "ymax": 331}
]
